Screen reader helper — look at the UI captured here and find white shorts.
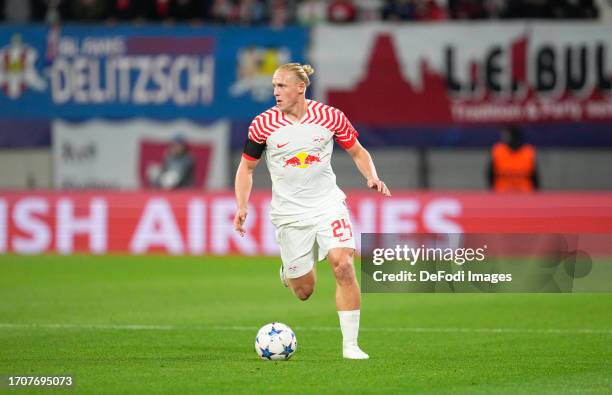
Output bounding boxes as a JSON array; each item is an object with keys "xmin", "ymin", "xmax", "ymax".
[{"xmin": 276, "ymin": 205, "xmax": 356, "ymax": 279}]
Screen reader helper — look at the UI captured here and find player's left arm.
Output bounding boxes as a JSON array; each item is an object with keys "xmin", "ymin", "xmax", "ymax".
[{"xmin": 346, "ymin": 140, "xmax": 391, "ymax": 197}]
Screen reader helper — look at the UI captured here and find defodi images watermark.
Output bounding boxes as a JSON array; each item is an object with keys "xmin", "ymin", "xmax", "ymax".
[{"xmin": 361, "ymin": 233, "xmax": 611, "ymax": 293}]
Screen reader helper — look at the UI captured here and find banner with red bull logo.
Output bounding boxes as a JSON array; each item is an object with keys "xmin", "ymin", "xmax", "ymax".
[
  {"xmin": 0, "ymin": 191, "xmax": 611, "ymax": 255},
  {"xmin": 52, "ymin": 119, "xmax": 229, "ymax": 189},
  {"xmin": 312, "ymin": 23, "xmax": 612, "ymax": 126}
]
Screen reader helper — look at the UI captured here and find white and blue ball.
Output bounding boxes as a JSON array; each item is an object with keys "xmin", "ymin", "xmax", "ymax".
[{"xmin": 255, "ymin": 322, "xmax": 297, "ymax": 360}]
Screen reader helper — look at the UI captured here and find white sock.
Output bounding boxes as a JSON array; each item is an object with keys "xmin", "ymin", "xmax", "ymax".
[{"xmin": 338, "ymin": 309, "xmax": 360, "ymax": 348}]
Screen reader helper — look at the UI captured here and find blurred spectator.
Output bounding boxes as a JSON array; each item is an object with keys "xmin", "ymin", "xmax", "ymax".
[
  {"xmin": 594, "ymin": 0, "xmax": 612, "ymax": 20},
  {"xmin": 210, "ymin": 0, "xmax": 237, "ymax": 23},
  {"xmin": 296, "ymin": 0, "xmax": 326, "ymax": 25},
  {"xmin": 552, "ymin": 0, "xmax": 598, "ymax": 19},
  {"xmin": 2, "ymin": 0, "xmax": 31, "ymax": 22},
  {"xmin": 354, "ymin": 0, "xmax": 384, "ymax": 21},
  {"xmin": 31, "ymin": 0, "xmax": 71, "ymax": 23},
  {"xmin": 147, "ymin": 0, "xmax": 172, "ymax": 20},
  {"xmin": 381, "ymin": 0, "xmax": 414, "ymax": 21},
  {"xmin": 108, "ymin": 0, "xmax": 147, "ymax": 21},
  {"xmin": 487, "ymin": 126, "xmax": 539, "ymax": 192},
  {"xmin": 69, "ymin": 0, "xmax": 108, "ymax": 21},
  {"xmin": 238, "ymin": 0, "xmax": 266, "ymax": 25},
  {"xmin": 414, "ymin": 0, "xmax": 446, "ymax": 20},
  {"xmin": 327, "ymin": 0, "xmax": 358, "ymax": 23},
  {"xmin": 150, "ymin": 135, "xmax": 195, "ymax": 190},
  {"xmin": 483, "ymin": 0, "xmax": 506, "ymax": 18},
  {"xmin": 145, "ymin": 0, "xmax": 211, "ymax": 22},
  {"xmin": 269, "ymin": 0, "xmax": 292, "ymax": 28},
  {"xmin": 449, "ymin": 0, "xmax": 487, "ymax": 19}
]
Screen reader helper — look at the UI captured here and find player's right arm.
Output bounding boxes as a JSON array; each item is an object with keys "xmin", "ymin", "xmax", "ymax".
[
  {"xmin": 234, "ymin": 124, "xmax": 267, "ymax": 236},
  {"xmin": 234, "ymin": 155, "xmax": 259, "ymax": 237}
]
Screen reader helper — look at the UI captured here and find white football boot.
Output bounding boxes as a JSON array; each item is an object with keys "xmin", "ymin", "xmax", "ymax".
[{"xmin": 342, "ymin": 344, "xmax": 369, "ymax": 360}]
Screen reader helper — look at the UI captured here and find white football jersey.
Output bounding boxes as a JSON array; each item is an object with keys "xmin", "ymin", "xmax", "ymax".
[{"xmin": 245, "ymin": 100, "xmax": 359, "ymax": 226}]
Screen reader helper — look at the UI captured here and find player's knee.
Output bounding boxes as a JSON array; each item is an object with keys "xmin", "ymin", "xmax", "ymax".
[
  {"xmin": 294, "ymin": 286, "xmax": 314, "ymax": 301},
  {"xmin": 332, "ymin": 258, "xmax": 355, "ymax": 285}
]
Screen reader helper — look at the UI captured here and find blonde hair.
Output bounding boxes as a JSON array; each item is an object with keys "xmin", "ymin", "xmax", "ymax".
[{"xmin": 277, "ymin": 63, "xmax": 315, "ymax": 87}]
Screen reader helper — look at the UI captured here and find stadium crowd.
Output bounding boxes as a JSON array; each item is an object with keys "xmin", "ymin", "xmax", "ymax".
[{"xmin": 0, "ymin": 0, "xmax": 608, "ymax": 26}]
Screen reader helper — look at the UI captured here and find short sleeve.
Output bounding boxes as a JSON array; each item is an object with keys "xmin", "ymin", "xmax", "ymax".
[
  {"xmin": 243, "ymin": 119, "xmax": 267, "ymax": 160},
  {"xmin": 332, "ymin": 110, "xmax": 359, "ymax": 149},
  {"xmin": 248, "ymin": 118, "xmax": 267, "ymax": 145}
]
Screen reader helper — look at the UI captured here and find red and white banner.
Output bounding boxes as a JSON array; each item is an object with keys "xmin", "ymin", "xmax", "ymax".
[
  {"xmin": 52, "ymin": 119, "xmax": 229, "ymax": 189},
  {"xmin": 312, "ymin": 23, "xmax": 612, "ymax": 125},
  {"xmin": 1, "ymin": 191, "xmax": 611, "ymax": 255}
]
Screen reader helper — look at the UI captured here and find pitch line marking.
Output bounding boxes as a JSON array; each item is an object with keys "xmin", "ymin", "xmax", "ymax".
[
  {"xmin": 210, "ymin": 326, "xmax": 612, "ymax": 335},
  {"xmin": 0, "ymin": 323, "xmax": 611, "ymax": 335},
  {"xmin": 0, "ymin": 323, "xmax": 173, "ymax": 330}
]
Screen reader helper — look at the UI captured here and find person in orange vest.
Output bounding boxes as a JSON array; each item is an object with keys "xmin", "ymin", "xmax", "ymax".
[{"xmin": 487, "ymin": 126, "xmax": 540, "ymax": 192}]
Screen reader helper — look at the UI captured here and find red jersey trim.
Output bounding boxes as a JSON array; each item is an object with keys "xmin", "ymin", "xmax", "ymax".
[
  {"xmin": 247, "ymin": 101, "xmax": 360, "ymax": 147},
  {"xmin": 242, "ymin": 153, "xmax": 259, "ymax": 161},
  {"xmin": 336, "ymin": 134, "xmax": 357, "ymax": 150}
]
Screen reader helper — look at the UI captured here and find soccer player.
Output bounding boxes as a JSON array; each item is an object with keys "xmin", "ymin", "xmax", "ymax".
[{"xmin": 234, "ymin": 63, "xmax": 390, "ymax": 359}]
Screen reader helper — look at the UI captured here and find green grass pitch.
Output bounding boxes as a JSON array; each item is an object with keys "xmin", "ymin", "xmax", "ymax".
[{"xmin": 0, "ymin": 255, "xmax": 611, "ymax": 394}]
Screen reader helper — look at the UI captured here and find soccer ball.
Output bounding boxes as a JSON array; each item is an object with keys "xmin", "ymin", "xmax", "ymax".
[{"xmin": 255, "ymin": 322, "xmax": 297, "ymax": 360}]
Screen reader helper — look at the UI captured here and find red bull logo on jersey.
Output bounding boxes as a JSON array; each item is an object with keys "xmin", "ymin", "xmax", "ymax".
[{"xmin": 283, "ymin": 152, "xmax": 321, "ymax": 169}]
